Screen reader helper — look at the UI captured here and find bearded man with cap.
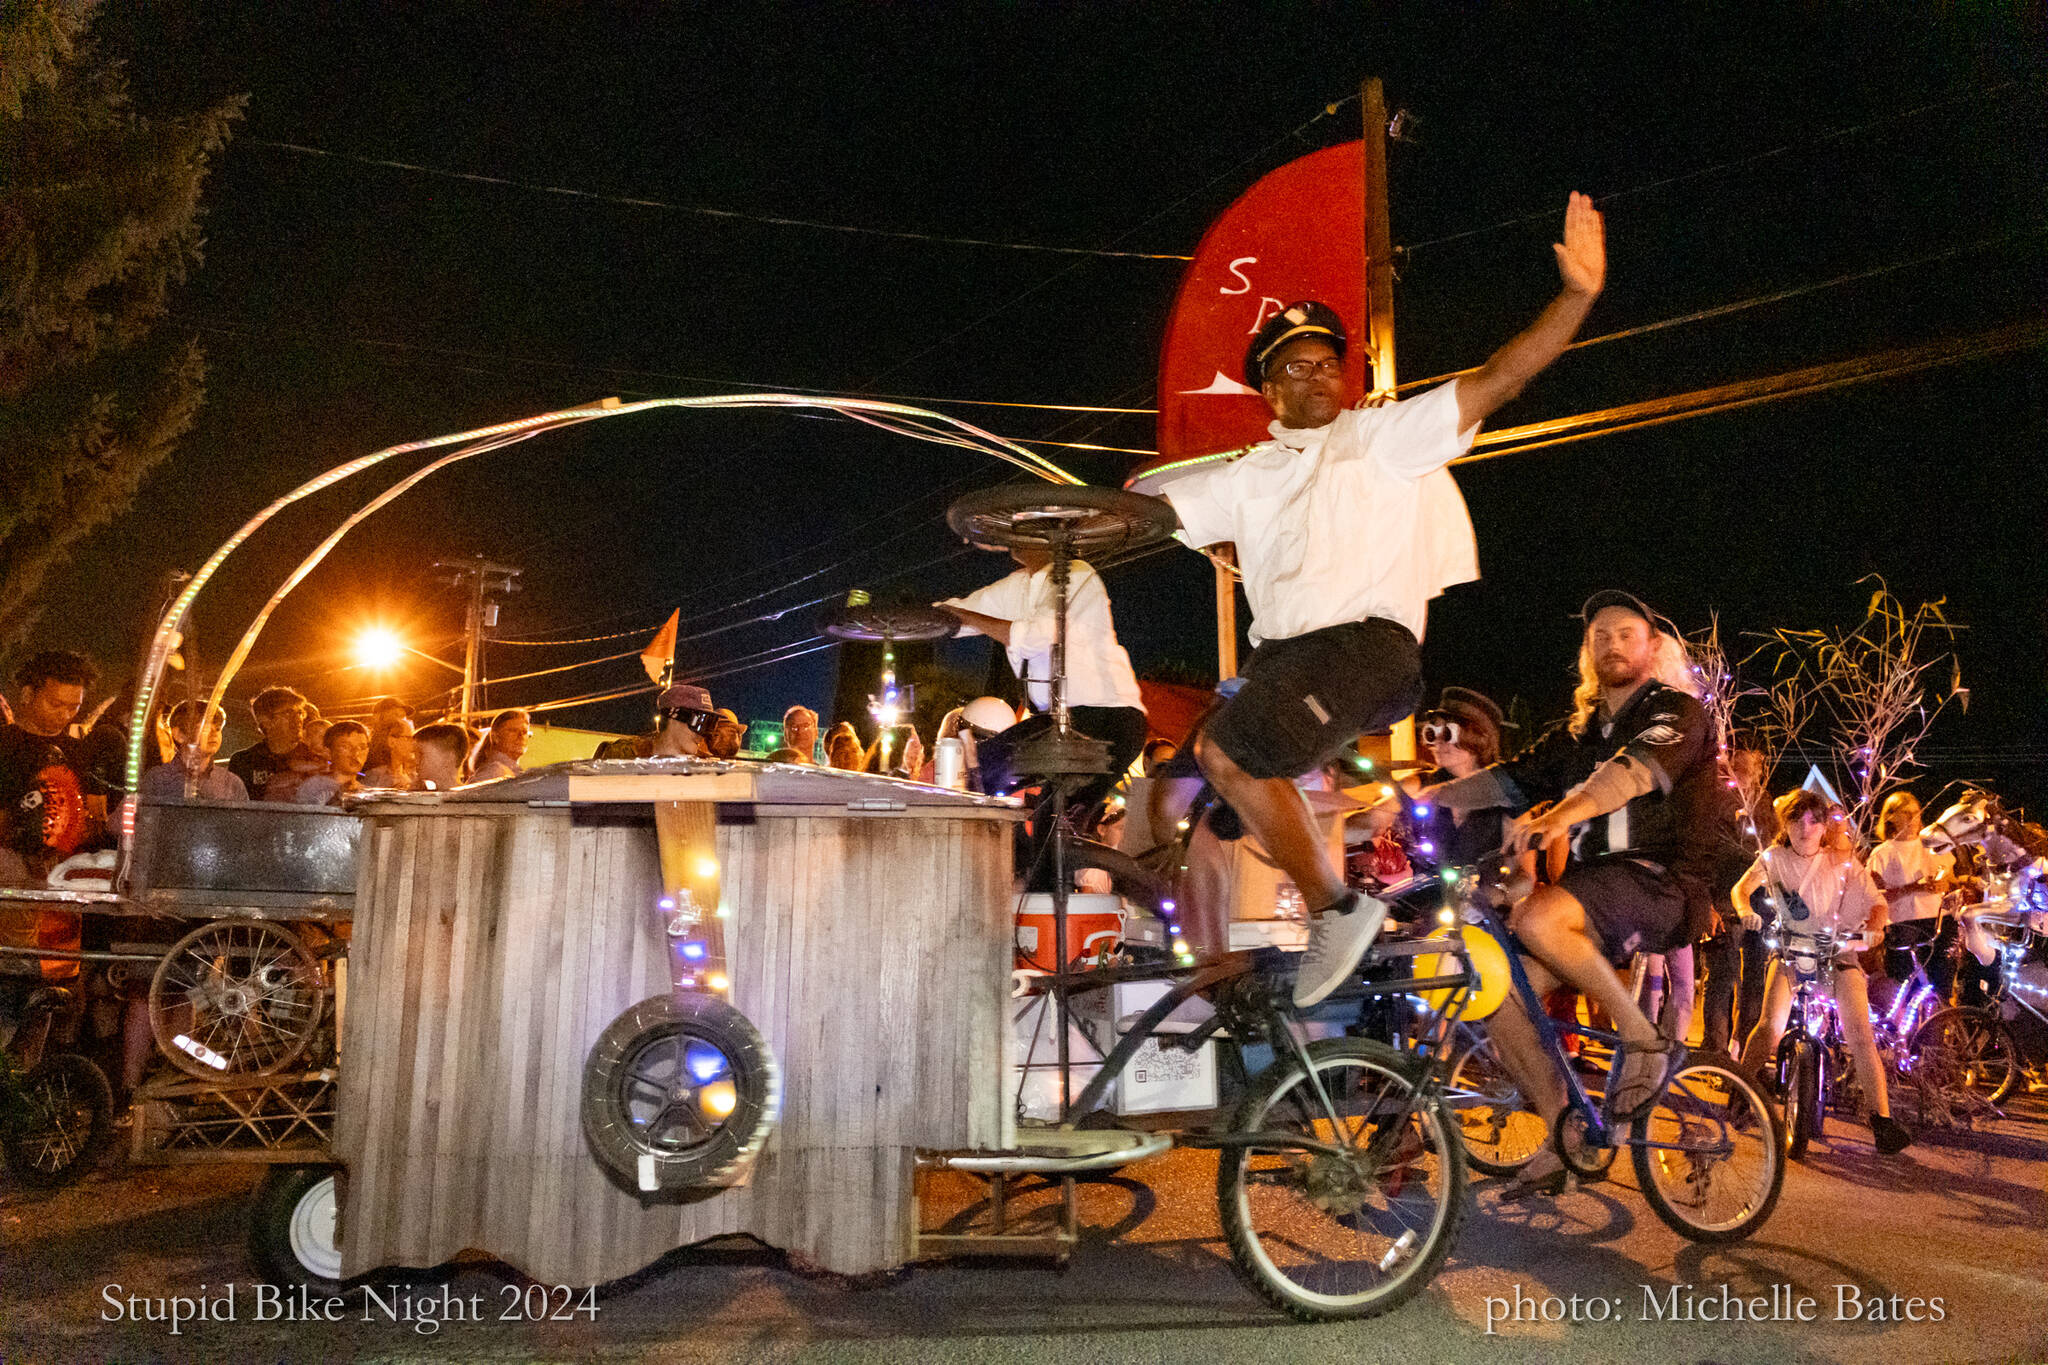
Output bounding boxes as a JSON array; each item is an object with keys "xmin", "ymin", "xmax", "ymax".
[
  {"xmin": 1150, "ymin": 193, "xmax": 1607, "ymax": 1009},
  {"xmin": 1428, "ymin": 589, "xmax": 1723, "ymax": 1196}
]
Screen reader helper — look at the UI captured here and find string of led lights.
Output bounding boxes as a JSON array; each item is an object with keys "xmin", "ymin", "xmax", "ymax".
[{"xmin": 127, "ymin": 393, "xmax": 1089, "ymax": 789}]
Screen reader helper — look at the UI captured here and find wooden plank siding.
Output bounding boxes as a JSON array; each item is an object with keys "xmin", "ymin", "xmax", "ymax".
[{"xmin": 336, "ymin": 806, "xmax": 1016, "ymax": 1282}]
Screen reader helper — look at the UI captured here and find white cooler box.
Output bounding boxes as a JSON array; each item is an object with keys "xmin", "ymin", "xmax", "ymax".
[{"xmin": 1013, "ymin": 976, "xmax": 1221, "ymax": 1119}]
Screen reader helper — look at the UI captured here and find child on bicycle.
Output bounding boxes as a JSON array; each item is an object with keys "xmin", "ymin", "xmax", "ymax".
[{"xmin": 1736, "ymin": 788, "xmax": 1912, "ymax": 1153}]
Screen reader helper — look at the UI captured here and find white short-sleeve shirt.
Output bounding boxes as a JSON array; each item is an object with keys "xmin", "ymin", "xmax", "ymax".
[
  {"xmin": 1750, "ymin": 845, "xmax": 1886, "ymax": 940},
  {"xmin": 1867, "ymin": 836, "xmax": 1954, "ymax": 925},
  {"xmin": 1152, "ymin": 381, "xmax": 1479, "ymax": 645},
  {"xmin": 941, "ymin": 559, "xmax": 1144, "ymax": 713}
]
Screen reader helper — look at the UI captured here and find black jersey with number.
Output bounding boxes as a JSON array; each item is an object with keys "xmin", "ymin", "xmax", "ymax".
[{"xmin": 1496, "ymin": 682, "xmax": 1721, "ymax": 884}]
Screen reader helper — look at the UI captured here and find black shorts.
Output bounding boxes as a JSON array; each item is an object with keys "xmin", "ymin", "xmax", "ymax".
[
  {"xmin": 1203, "ymin": 618, "xmax": 1422, "ymax": 780},
  {"xmin": 1558, "ymin": 856, "xmax": 1690, "ymax": 966}
]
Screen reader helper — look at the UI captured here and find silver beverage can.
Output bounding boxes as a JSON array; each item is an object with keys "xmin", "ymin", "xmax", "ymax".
[{"xmin": 934, "ymin": 737, "xmax": 966, "ymax": 790}]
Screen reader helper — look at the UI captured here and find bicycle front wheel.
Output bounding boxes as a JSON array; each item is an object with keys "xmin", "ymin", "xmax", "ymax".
[
  {"xmin": 1446, "ymin": 1031, "xmax": 1546, "ymax": 1176},
  {"xmin": 1632, "ymin": 1059, "xmax": 1785, "ymax": 1243},
  {"xmin": 1911, "ymin": 1007, "xmax": 2016, "ymax": 1105},
  {"xmin": 1218, "ymin": 1039, "xmax": 1466, "ymax": 1322}
]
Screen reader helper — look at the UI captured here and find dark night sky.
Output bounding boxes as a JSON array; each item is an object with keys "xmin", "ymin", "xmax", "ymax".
[{"xmin": 24, "ymin": 3, "xmax": 2048, "ymax": 802}]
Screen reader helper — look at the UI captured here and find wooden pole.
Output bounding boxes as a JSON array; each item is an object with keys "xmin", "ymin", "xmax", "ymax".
[
  {"xmin": 1214, "ymin": 557, "xmax": 1238, "ymax": 681},
  {"xmin": 1363, "ymin": 77, "xmax": 1416, "ymax": 764}
]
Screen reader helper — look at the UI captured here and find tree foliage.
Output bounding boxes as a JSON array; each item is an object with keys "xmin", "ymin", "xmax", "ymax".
[
  {"xmin": 1754, "ymin": 579, "xmax": 1966, "ymax": 836},
  {"xmin": 0, "ymin": 0, "xmax": 243, "ymax": 652}
]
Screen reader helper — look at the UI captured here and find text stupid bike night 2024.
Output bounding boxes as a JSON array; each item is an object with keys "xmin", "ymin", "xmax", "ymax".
[
  {"xmin": 100, "ymin": 1282, "xmax": 599, "ymax": 1335},
  {"xmin": 1484, "ymin": 1282, "xmax": 1948, "ymax": 1334}
]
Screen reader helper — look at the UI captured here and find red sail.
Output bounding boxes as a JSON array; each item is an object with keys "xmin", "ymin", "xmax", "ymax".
[{"xmin": 1144, "ymin": 141, "xmax": 1367, "ymax": 482}]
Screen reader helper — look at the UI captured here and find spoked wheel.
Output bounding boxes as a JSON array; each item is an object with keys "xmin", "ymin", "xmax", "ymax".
[
  {"xmin": 1911, "ymin": 1007, "xmax": 2017, "ymax": 1106},
  {"xmin": 1446, "ymin": 1032, "xmax": 1545, "ymax": 1176},
  {"xmin": 581, "ymin": 993, "xmax": 779, "ymax": 1194},
  {"xmin": 0, "ymin": 1052, "xmax": 113, "ymax": 1187},
  {"xmin": 149, "ymin": 918, "xmax": 326, "ymax": 1078},
  {"xmin": 1217, "ymin": 1039, "xmax": 1466, "ymax": 1322},
  {"xmin": 1631, "ymin": 1059, "xmax": 1785, "ymax": 1243}
]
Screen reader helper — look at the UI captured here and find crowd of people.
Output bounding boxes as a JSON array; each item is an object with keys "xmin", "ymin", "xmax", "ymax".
[{"xmin": 5, "ymin": 188, "xmax": 2035, "ymax": 1198}]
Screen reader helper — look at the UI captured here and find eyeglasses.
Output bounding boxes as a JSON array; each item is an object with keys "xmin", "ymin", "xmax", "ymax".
[
  {"xmin": 1418, "ymin": 717, "xmax": 1463, "ymax": 748},
  {"xmin": 1276, "ymin": 356, "xmax": 1344, "ymax": 380},
  {"xmin": 663, "ymin": 707, "xmax": 721, "ymax": 737}
]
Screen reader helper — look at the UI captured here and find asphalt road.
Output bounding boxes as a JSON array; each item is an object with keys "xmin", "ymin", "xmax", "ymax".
[{"xmin": 4, "ymin": 1096, "xmax": 2044, "ymax": 1365}]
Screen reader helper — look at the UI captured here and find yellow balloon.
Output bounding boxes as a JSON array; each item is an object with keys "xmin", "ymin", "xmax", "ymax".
[{"xmin": 1414, "ymin": 924, "xmax": 1512, "ymax": 1022}]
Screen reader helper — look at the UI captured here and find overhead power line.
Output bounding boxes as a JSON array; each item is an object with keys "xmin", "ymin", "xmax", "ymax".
[
  {"xmin": 1398, "ymin": 78, "xmax": 2037, "ymax": 255},
  {"xmin": 246, "ymin": 138, "xmax": 1194, "ymax": 261},
  {"xmin": 1459, "ymin": 318, "xmax": 2048, "ymax": 463},
  {"xmin": 1394, "ymin": 222, "xmax": 2048, "ymax": 394}
]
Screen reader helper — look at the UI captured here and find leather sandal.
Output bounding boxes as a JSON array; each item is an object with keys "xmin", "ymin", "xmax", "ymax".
[
  {"xmin": 1499, "ymin": 1151, "xmax": 1572, "ymax": 1203},
  {"xmin": 1610, "ymin": 1037, "xmax": 1687, "ymax": 1122}
]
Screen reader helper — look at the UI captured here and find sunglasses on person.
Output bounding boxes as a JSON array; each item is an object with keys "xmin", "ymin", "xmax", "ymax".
[
  {"xmin": 1418, "ymin": 714, "xmax": 1464, "ymax": 748},
  {"xmin": 662, "ymin": 706, "xmax": 721, "ymax": 737}
]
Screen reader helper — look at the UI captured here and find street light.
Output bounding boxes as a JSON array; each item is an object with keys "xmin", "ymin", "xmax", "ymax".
[
  {"xmin": 354, "ymin": 626, "xmax": 405, "ymax": 670},
  {"xmin": 352, "ymin": 626, "xmax": 463, "ymax": 675}
]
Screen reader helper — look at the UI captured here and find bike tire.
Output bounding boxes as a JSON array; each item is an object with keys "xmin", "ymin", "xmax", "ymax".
[
  {"xmin": 0, "ymin": 1052, "xmax": 113, "ymax": 1188},
  {"xmin": 1775, "ymin": 1037, "xmax": 1808, "ymax": 1161},
  {"xmin": 581, "ymin": 993, "xmax": 780, "ymax": 1194},
  {"xmin": 1632, "ymin": 1059, "xmax": 1785, "ymax": 1244},
  {"xmin": 1911, "ymin": 1006, "xmax": 2017, "ymax": 1106},
  {"xmin": 1217, "ymin": 1038, "xmax": 1466, "ymax": 1323},
  {"xmin": 1445, "ymin": 1032, "xmax": 1545, "ymax": 1177},
  {"xmin": 1794, "ymin": 1043, "xmax": 1823, "ymax": 1156}
]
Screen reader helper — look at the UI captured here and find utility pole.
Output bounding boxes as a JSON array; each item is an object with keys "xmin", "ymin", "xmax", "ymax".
[
  {"xmin": 1362, "ymin": 77, "xmax": 1415, "ymax": 765},
  {"xmin": 433, "ymin": 557, "xmax": 522, "ymax": 725}
]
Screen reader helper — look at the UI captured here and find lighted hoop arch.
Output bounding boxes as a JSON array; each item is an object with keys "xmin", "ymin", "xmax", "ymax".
[{"xmin": 122, "ymin": 393, "xmax": 1085, "ymax": 827}]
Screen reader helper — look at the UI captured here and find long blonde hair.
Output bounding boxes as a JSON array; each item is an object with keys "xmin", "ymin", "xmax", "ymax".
[{"xmin": 1568, "ymin": 626, "xmax": 1700, "ymax": 737}]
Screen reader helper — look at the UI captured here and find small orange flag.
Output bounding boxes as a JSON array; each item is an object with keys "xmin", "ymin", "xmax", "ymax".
[{"xmin": 641, "ymin": 610, "xmax": 679, "ymax": 685}]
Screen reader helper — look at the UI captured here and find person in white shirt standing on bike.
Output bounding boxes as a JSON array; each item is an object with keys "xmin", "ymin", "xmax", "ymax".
[
  {"xmin": 1736, "ymin": 788, "xmax": 1912, "ymax": 1153},
  {"xmin": 1154, "ymin": 193, "xmax": 1607, "ymax": 1008}
]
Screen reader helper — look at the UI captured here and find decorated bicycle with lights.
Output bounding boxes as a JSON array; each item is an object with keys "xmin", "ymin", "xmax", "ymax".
[{"xmin": 1903, "ymin": 789, "xmax": 2048, "ymax": 1111}]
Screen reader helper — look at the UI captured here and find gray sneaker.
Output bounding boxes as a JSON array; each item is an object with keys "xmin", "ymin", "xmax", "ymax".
[{"xmin": 1292, "ymin": 892, "xmax": 1389, "ymax": 1008}]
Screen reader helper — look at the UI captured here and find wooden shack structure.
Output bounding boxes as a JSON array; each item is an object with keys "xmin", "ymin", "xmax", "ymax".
[{"xmin": 334, "ymin": 759, "xmax": 1023, "ymax": 1282}]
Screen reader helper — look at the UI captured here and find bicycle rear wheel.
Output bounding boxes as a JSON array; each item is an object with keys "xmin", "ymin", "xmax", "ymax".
[
  {"xmin": 1632, "ymin": 1059, "xmax": 1784, "ymax": 1243},
  {"xmin": 1446, "ymin": 1031, "xmax": 1545, "ymax": 1176},
  {"xmin": 1217, "ymin": 1039, "xmax": 1466, "ymax": 1322},
  {"xmin": 1911, "ymin": 1007, "xmax": 2016, "ymax": 1105}
]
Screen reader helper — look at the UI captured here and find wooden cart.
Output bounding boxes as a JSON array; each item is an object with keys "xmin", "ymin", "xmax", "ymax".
[{"xmin": 334, "ymin": 758, "xmax": 1024, "ymax": 1282}]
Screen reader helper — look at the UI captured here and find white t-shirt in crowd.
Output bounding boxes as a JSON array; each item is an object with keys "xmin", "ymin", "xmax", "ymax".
[
  {"xmin": 1749, "ymin": 845, "xmax": 1886, "ymax": 940},
  {"xmin": 942, "ymin": 560, "xmax": 1144, "ymax": 713},
  {"xmin": 1867, "ymin": 835, "xmax": 1954, "ymax": 925},
  {"xmin": 1150, "ymin": 381, "xmax": 1479, "ymax": 645}
]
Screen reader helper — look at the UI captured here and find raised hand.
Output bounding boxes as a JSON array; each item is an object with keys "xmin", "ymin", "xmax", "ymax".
[{"xmin": 1554, "ymin": 191, "xmax": 1605, "ymax": 297}]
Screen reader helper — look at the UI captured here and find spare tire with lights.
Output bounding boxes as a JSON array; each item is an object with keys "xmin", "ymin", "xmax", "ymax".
[{"xmin": 581, "ymin": 992, "xmax": 779, "ymax": 1195}]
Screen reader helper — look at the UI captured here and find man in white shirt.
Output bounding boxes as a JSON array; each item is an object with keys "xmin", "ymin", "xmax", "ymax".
[
  {"xmin": 941, "ymin": 547, "xmax": 1149, "ymax": 853},
  {"xmin": 1155, "ymin": 193, "xmax": 1607, "ymax": 1006}
]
